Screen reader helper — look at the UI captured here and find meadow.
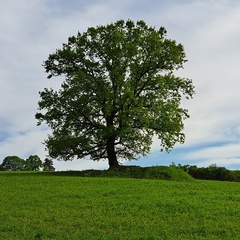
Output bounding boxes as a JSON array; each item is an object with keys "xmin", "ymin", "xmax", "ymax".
[{"xmin": 0, "ymin": 170, "xmax": 240, "ymax": 239}]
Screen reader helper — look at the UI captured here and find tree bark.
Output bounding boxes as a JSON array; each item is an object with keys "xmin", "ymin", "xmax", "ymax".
[{"xmin": 106, "ymin": 137, "xmax": 119, "ymax": 169}]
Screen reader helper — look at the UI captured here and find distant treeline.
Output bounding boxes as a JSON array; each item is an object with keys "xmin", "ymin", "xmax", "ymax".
[
  {"xmin": 0, "ymin": 155, "xmax": 55, "ymax": 171},
  {"xmin": 171, "ymin": 163, "xmax": 240, "ymax": 182},
  {"xmin": 1, "ymin": 156, "xmax": 240, "ymax": 182}
]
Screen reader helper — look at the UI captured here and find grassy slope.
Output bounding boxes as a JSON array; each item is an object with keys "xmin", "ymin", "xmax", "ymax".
[
  {"xmin": 0, "ymin": 171, "xmax": 240, "ymax": 239},
  {"xmin": 49, "ymin": 166, "xmax": 194, "ymax": 182}
]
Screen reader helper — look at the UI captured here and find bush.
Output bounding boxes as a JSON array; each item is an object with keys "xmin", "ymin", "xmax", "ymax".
[
  {"xmin": 228, "ymin": 170, "xmax": 240, "ymax": 182},
  {"xmin": 175, "ymin": 163, "xmax": 237, "ymax": 182}
]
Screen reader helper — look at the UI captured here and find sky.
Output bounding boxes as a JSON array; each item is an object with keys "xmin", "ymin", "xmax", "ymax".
[{"xmin": 0, "ymin": 0, "xmax": 240, "ymax": 171}]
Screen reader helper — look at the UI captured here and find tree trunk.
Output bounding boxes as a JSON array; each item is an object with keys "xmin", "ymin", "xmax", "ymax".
[{"xmin": 106, "ymin": 137, "xmax": 119, "ymax": 169}]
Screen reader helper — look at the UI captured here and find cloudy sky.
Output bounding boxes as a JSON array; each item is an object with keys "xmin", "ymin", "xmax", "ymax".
[{"xmin": 0, "ymin": 0, "xmax": 240, "ymax": 170}]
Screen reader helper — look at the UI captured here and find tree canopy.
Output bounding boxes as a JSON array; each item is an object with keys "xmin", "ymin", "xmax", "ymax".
[
  {"xmin": 0, "ymin": 155, "xmax": 43, "ymax": 171},
  {"xmin": 0, "ymin": 156, "xmax": 25, "ymax": 171},
  {"xmin": 36, "ymin": 19, "xmax": 195, "ymax": 169},
  {"xmin": 25, "ymin": 155, "xmax": 42, "ymax": 171},
  {"xmin": 42, "ymin": 158, "xmax": 55, "ymax": 171}
]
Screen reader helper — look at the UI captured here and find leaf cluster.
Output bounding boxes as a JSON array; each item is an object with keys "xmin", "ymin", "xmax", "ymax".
[
  {"xmin": 0, "ymin": 155, "xmax": 46, "ymax": 171},
  {"xmin": 36, "ymin": 20, "xmax": 195, "ymax": 162},
  {"xmin": 173, "ymin": 163, "xmax": 240, "ymax": 182}
]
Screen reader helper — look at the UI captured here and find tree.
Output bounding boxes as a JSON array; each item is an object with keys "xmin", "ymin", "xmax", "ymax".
[
  {"xmin": 36, "ymin": 20, "xmax": 195, "ymax": 169},
  {"xmin": 42, "ymin": 158, "xmax": 55, "ymax": 171},
  {"xmin": 0, "ymin": 156, "xmax": 25, "ymax": 171},
  {"xmin": 25, "ymin": 155, "xmax": 42, "ymax": 171}
]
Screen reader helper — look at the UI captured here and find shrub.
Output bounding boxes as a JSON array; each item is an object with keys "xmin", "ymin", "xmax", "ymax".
[{"xmin": 175, "ymin": 163, "xmax": 236, "ymax": 182}]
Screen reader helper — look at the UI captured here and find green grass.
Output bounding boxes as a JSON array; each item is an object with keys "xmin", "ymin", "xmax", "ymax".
[
  {"xmin": 49, "ymin": 166, "xmax": 194, "ymax": 182},
  {"xmin": 0, "ymin": 171, "xmax": 240, "ymax": 239}
]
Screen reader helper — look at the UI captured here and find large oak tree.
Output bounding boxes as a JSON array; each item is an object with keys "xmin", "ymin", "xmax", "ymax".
[{"xmin": 36, "ymin": 20, "xmax": 195, "ymax": 169}]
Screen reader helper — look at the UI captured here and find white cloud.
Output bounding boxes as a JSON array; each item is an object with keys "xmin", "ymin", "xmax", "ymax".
[
  {"xmin": 0, "ymin": 128, "xmax": 47, "ymax": 160},
  {"xmin": 196, "ymin": 158, "xmax": 240, "ymax": 169},
  {"xmin": 54, "ymin": 158, "xmax": 109, "ymax": 171},
  {"xmin": 149, "ymin": 0, "xmax": 240, "ymax": 168},
  {"xmin": 187, "ymin": 142, "xmax": 240, "ymax": 160}
]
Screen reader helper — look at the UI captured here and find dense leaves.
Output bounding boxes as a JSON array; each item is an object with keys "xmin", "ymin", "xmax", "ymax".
[
  {"xmin": 0, "ymin": 155, "xmax": 43, "ymax": 171},
  {"xmin": 25, "ymin": 155, "xmax": 42, "ymax": 171},
  {"xmin": 0, "ymin": 156, "xmax": 25, "ymax": 171},
  {"xmin": 36, "ymin": 20, "xmax": 195, "ymax": 168},
  {"xmin": 173, "ymin": 163, "xmax": 240, "ymax": 182},
  {"xmin": 42, "ymin": 158, "xmax": 55, "ymax": 171}
]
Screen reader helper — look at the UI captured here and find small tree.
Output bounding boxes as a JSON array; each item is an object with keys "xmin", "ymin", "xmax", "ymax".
[
  {"xmin": 25, "ymin": 155, "xmax": 42, "ymax": 171},
  {"xmin": 1, "ymin": 156, "xmax": 25, "ymax": 171},
  {"xmin": 36, "ymin": 20, "xmax": 195, "ymax": 169},
  {"xmin": 42, "ymin": 158, "xmax": 55, "ymax": 171}
]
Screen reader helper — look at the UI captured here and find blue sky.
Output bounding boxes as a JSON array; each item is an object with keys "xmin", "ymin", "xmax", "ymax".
[{"xmin": 0, "ymin": 0, "xmax": 240, "ymax": 170}]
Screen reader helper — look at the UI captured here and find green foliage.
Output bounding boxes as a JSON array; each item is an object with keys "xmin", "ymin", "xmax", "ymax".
[
  {"xmin": 174, "ymin": 163, "xmax": 240, "ymax": 182},
  {"xmin": 42, "ymin": 158, "xmax": 55, "ymax": 171},
  {"xmin": 25, "ymin": 155, "xmax": 42, "ymax": 171},
  {"xmin": 36, "ymin": 19, "xmax": 195, "ymax": 168},
  {"xmin": 0, "ymin": 156, "xmax": 25, "ymax": 171},
  {"xmin": 0, "ymin": 172, "xmax": 240, "ymax": 239},
  {"xmin": 0, "ymin": 155, "xmax": 43, "ymax": 171},
  {"xmin": 229, "ymin": 170, "xmax": 240, "ymax": 182}
]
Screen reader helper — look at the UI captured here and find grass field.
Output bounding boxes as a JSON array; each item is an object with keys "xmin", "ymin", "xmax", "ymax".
[{"xmin": 0, "ymin": 171, "xmax": 240, "ymax": 239}]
